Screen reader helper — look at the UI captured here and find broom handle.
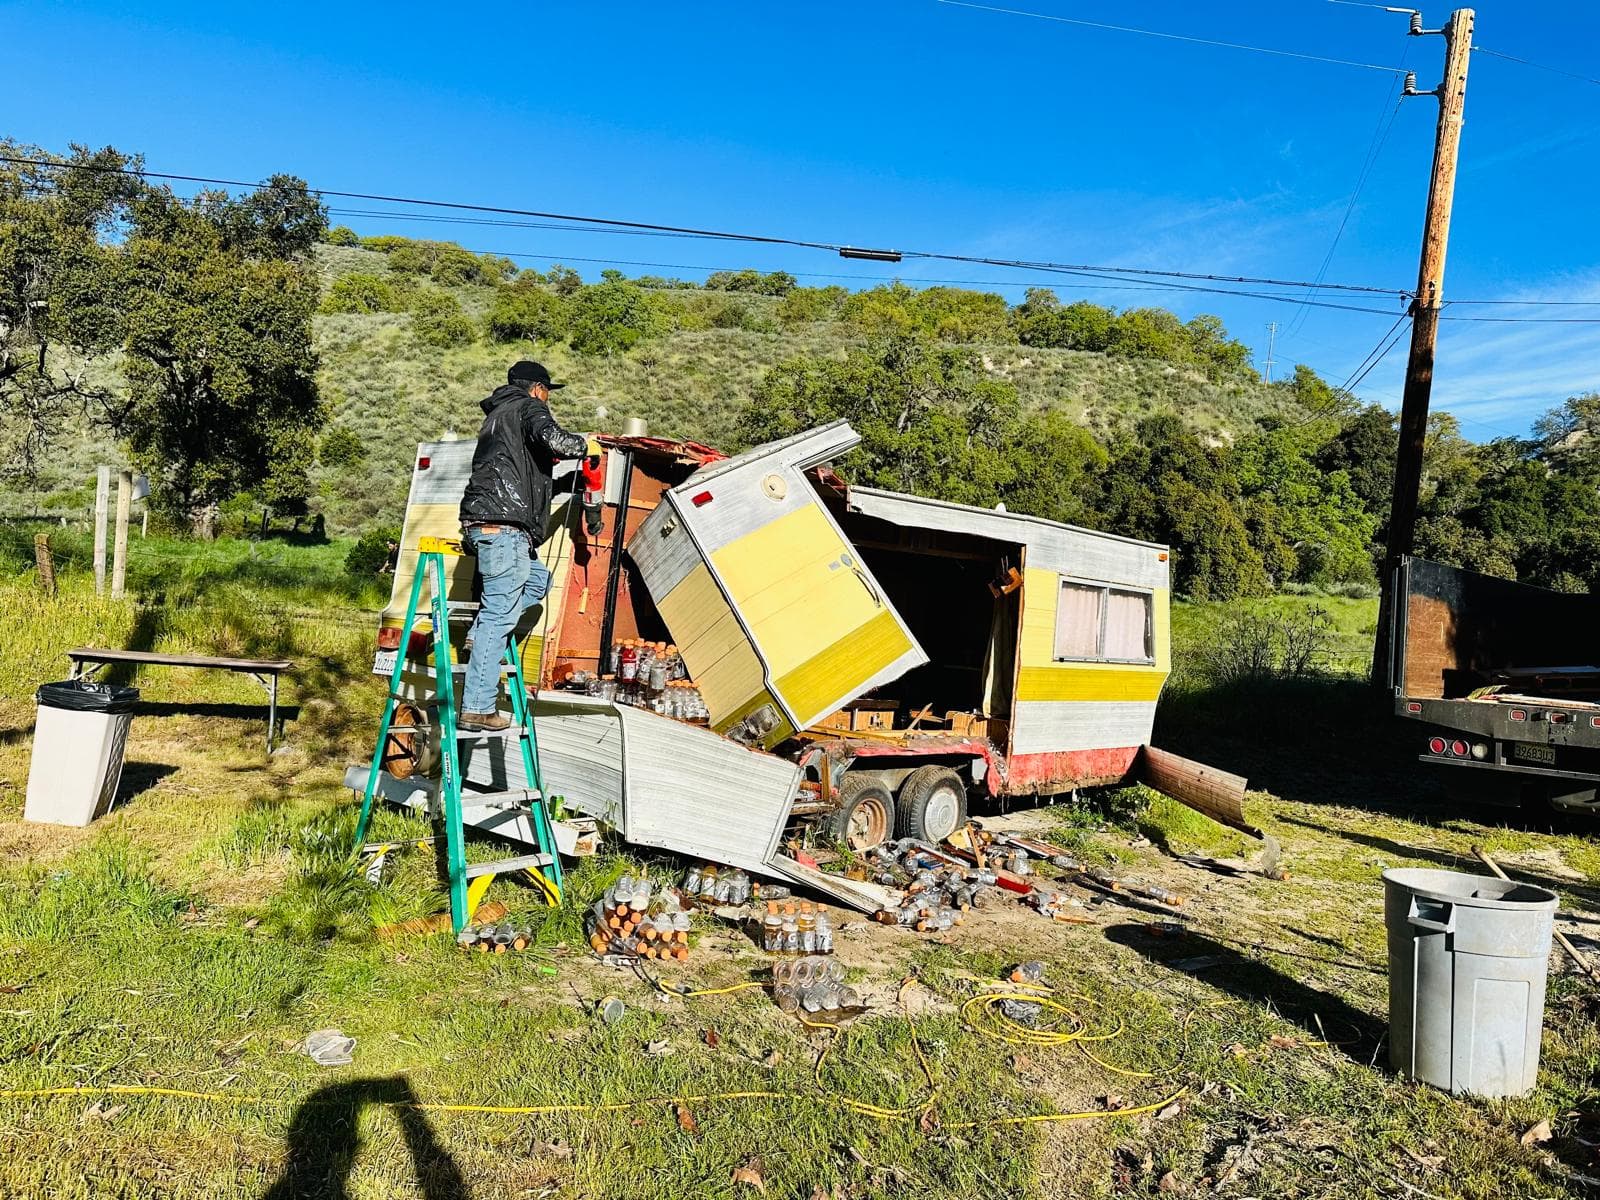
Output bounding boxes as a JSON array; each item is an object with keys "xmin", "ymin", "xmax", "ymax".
[{"xmin": 1472, "ymin": 845, "xmax": 1599, "ymax": 982}]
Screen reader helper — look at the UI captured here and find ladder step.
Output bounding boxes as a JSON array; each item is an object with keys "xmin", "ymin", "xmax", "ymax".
[
  {"xmin": 459, "ymin": 787, "xmax": 544, "ymax": 810},
  {"xmin": 424, "ymin": 663, "xmax": 516, "ymax": 676},
  {"xmin": 465, "ymin": 852, "xmax": 554, "ymax": 879},
  {"xmin": 456, "ymin": 725, "xmax": 528, "ymax": 740}
]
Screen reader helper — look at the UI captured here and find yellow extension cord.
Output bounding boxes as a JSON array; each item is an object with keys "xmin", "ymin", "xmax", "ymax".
[{"xmin": 0, "ymin": 979, "xmax": 1203, "ymax": 1130}]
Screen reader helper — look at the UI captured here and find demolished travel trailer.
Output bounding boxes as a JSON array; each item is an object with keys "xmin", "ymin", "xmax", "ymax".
[{"xmin": 351, "ymin": 420, "xmax": 1252, "ymax": 911}]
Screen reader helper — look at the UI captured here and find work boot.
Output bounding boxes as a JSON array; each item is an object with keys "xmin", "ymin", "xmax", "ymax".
[{"xmin": 459, "ymin": 710, "xmax": 511, "ymax": 732}]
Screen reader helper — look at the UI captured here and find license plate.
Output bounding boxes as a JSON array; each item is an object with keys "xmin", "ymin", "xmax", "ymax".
[
  {"xmin": 1512, "ymin": 742, "xmax": 1556, "ymax": 766},
  {"xmin": 371, "ymin": 648, "xmax": 399, "ymax": 678}
]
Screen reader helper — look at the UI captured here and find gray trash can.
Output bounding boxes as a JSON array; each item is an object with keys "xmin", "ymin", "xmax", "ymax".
[
  {"xmin": 24, "ymin": 680, "xmax": 139, "ymax": 827},
  {"xmin": 1384, "ymin": 866, "xmax": 1558, "ymax": 1097}
]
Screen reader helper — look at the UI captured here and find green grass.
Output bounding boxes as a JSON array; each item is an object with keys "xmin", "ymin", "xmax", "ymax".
[{"xmin": 4, "ymin": 548, "xmax": 1600, "ymax": 1196}]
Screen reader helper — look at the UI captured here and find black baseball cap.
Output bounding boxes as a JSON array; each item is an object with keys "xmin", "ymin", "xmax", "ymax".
[{"xmin": 508, "ymin": 360, "xmax": 565, "ymax": 390}]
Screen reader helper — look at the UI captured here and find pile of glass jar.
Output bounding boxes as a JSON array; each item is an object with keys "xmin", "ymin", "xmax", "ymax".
[
  {"xmin": 683, "ymin": 863, "xmax": 753, "ymax": 906},
  {"xmin": 759, "ymin": 898, "xmax": 834, "ymax": 955},
  {"xmin": 586, "ymin": 639, "xmax": 709, "ymax": 721},
  {"xmin": 771, "ymin": 955, "xmax": 861, "ymax": 1017},
  {"xmin": 456, "ymin": 922, "xmax": 534, "ymax": 953},
  {"xmin": 586, "ymin": 875, "xmax": 692, "ymax": 961}
]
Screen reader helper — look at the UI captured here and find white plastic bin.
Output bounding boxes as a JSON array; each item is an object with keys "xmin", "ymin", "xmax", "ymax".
[
  {"xmin": 24, "ymin": 680, "xmax": 139, "ymax": 826},
  {"xmin": 1384, "ymin": 866, "xmax": 1558, "ymax": 1097}
]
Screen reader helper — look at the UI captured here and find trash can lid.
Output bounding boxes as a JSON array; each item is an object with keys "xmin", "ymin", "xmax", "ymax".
[
  {"xmin": 36, "ymin": 679, "xmax": 140, "ymax": 714},
  {"xmin": 1382, "ymin": 867, "xmax": 1557, "ymax": 910}
]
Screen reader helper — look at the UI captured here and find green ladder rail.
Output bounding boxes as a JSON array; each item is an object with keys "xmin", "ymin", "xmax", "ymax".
[{"xmin": 355, "ymin": 536, "xmax": 563, "ymax": 931}]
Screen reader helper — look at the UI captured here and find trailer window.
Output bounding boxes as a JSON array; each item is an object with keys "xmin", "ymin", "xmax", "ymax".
[
  {"xmin": 1105, "ymin": 589, "xmax": 1154, "ymax": 662},
  {"xmin": 1054, "ymin": 580, "xmax": 1154, "ymax": 664},
  {"xmin": 1054, "ymin": 582, "xmax": 1104, "ymax": 659}
]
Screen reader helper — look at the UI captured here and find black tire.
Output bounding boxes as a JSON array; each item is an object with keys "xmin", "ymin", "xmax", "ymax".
[
  {"xmin": 895, "ymin": 766, "xmax": 967, "ymax": 844},
  {"xmin": 825, "ymin": 774, "xmax": 896, "ymax": 851}
]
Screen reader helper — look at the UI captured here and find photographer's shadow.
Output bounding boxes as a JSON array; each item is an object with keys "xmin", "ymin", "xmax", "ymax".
[{"xmin": 262, "ymin": 1076, "xmax": 468, "ymax": 1200}]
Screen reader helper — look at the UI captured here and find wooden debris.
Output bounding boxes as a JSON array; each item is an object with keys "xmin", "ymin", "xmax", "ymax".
[{"xmin": 375, "ymin": 901, "xmax": 508, "ymax": 940}]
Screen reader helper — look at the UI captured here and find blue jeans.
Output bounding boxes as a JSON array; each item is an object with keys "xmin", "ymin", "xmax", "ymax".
[{"xmin": 461, "ymin": 527, "xmax": 551, "ymax": 713}]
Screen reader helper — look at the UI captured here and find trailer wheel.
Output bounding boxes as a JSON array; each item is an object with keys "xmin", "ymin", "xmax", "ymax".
[
  {"xmin": 826, "ymin": 774, "xmax": 895, "ymax": 851},
  {"xmin": 895, "ymin": 766, "xmax": 967, "ymax": 844}
]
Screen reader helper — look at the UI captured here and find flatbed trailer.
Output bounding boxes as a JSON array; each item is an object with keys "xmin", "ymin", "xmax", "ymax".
[{"xmin": 1389, "ymin": 555, "xmax": 1600, "ymax": 813}]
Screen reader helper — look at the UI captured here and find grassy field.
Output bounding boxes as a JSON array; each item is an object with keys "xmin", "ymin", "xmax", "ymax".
[{"xmin": 3, "ymin": 551, "xmax": 1600, "ymax": 1198}]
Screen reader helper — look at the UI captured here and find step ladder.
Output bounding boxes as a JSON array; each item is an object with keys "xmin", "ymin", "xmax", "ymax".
[{"xmin": 354, "ymin": 536, "xmax": 563, "ymax": 931}]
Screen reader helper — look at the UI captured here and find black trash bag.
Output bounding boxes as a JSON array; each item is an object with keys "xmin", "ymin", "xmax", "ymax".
[{"xmin": 36, "ymin": 680, "xmax": 139, "ymax": 714}]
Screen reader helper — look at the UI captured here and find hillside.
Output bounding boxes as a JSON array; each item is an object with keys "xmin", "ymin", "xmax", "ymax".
[{"xmin": 15, "ymin": 244, "xmax": 1300, "ymax": 536}]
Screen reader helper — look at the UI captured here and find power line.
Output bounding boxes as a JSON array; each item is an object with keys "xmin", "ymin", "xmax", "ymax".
[
  {"xmin": 1340, "ymin": 313, "xmax": 1411, "ymax": 393},
  {"xmin": 1283, "ymin": 49, "xmax": 1409, "ymax": 339},
  {"xmin": 1438, "ymin": 313, "xmax": 1600, "ymax": 325},
  {"xmin": 1325, "ymin": 1, "xmax": 1418, "ymax": 11},
  {"xmin": 935, "ymin": 0, "xmax": 1410, "ymax": 74},
  {"xmin": 1473, "ymin": 44, "xmax": 1600, "ymax": 88},
  {"xmin": 0, "ymin": 152, "xmax": 1409, "ymax": 298},
  {"xmin": 323, "ymin": 233, "xmax": 1409, "ymax": 316},
  {"xmin": 1285, "ymin": 310, "xmax": 1411, "ymax": 428},
  {"xmin": 1446, "ymin": 297, "xmax": 1600, "ymax": 307}
]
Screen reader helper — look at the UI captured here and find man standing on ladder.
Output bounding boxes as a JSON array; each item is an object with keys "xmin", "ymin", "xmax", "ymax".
[{"xmin": 458, "ymin": 360, "xmax": 593, "ymax": 731}]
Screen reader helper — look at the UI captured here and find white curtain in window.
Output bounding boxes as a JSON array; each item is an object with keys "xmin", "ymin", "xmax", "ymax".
[
  {"xmin": 1054, "ymin": 583, "xmax": 1104, "ymax": 659},
  {"xmin": 1104, "ymin": 590, "xmax": 1151, "ymax": 661}
]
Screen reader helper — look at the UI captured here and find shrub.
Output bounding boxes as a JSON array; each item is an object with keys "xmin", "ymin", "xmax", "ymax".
[
  {"xmin": 1200, "ymin": 603, "xmax": 1337, "ymax": 685},
  {"xmin": 429, "ymin": 245, "xmax": 486, "ymax": 287},
  {"xmin": 704, "ymin": 269, "xmax": 796, "ymax": 296},
  {"xmin": 567, "ymin": 279, "xmax": 664, "ymax": 356},
  {"xmin": 486, "ymin": 282, "xmax": 567, "ymax": 343},
  {"xmin": 319, "ymin": 425, "xmax": 367, "ymax": 468},
  {"xmin": 321, "ymin": 272, "xmax": 403, "ymax": 315},
  {"xmin": 410, "ymin": 289, "xmax": 476, "ymax": 348},
  {"xmin": 324, "ymin": 225, "xmax": 359, "ymax": 247},
  {"xmin": 346, "ymin": 525, "xmax": 400, "ymax": 576}
]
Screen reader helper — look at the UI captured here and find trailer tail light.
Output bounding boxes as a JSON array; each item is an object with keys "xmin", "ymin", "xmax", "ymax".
[
  {"xmin": 1550, "ymin": 712, "xmax": 1569, "ymax": 724},
  {"xmin": 1450, "ymin": 739, "xmax": 1469, "ymax": 757},
  {"xmin": 1591, "ymin": 716, "xmax": 1600, "ymax": 728},
  {"xmin": 1428, "ymin": 736, "xmax": 1446, "ymax": 755},
  {"xmin": 1510, "ymin": 709, "xmax": 1527, "ymax": 721},
  {"xmin": 691, "ymin": 491, "xmax": 713, "ymax": 507},
  {"xmin": 377, "ymin": 627, "xmax": 402, "ymax": 651},
  {"xmin": 1405, "ymin": 702, "xmax": 1423, "ymax": 714},
  {"xmin": 418, "ymin": 456, "xmax": 431, "ymax": 470}
]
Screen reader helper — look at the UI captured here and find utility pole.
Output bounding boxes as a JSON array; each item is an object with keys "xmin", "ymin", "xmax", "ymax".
[
  {"xmin": 1264, "ymin": 322, "xmax": 1278, "ymax": 384},
  {"xmin": 1372, "ymin": 6, "xmax": 1474, "ymax": 688},
  {"xmin": 93, "ymin": 464, "xmax": 110, "ymax": 596}
]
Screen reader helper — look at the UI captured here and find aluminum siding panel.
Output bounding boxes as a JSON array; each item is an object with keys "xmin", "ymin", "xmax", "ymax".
[
  {"xmin": 613, "ymin": 704, "xmax": 799, "ymax": 873},
  {"xmin": 1008, "ymin": 699, "xmax": 1158, "ymax": 755}
]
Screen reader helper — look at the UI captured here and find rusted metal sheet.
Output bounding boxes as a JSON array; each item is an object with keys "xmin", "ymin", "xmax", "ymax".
[
  {"xmin": 1005, "ymin": 746, "xmax": 1140, "ymax": 793},
  {"xmin": 1135, "ymin": 745, "xmax": 1257, "ymax": 838}
]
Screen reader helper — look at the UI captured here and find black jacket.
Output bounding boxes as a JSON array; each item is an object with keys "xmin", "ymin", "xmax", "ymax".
[{"xmin": 459, "ymin": 384, "xmax": 588, "ymax": 534}]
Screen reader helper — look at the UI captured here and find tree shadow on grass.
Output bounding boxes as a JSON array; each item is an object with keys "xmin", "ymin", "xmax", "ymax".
[
  {"xmin": 1105, "ymin": 922, "xmax": 1388, "ymax": 1064},
  {"xmin": 262, "ymin": 1076, "xmax": 469, "ymax": 1200}
]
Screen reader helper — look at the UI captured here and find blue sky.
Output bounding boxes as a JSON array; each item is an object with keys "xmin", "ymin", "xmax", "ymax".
[{"xmin": 4, "ymin": 0, "xmax": 1597, "ymax": 438}]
